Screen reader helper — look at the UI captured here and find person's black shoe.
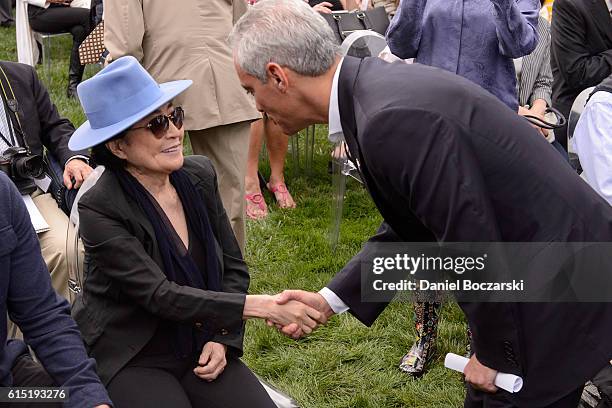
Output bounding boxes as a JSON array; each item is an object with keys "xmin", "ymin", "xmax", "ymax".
[
  {"xmin": 0, "ymin": 20, "xmax": 14, "ymax": 28},
  {"xmin": 66, "ymin": 83, "xmax": 79, "ymax": 99},
  {"xmin": 67, "ymin": 41, "xmax": 85, "ymax": 99}
]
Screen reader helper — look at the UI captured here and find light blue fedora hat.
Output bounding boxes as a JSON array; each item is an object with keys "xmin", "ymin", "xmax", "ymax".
[{"xmin": 69, "ymin": 56, "xmax": 192, "ymax": 151}]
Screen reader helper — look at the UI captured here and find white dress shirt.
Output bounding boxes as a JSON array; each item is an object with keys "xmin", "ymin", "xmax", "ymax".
[
  {"xmin": 606, "ymin": 0, "xmax": 612, "ymax": 13},
  {"xmin": 26, "ymin": 0, "xmax": 49, "ymax": 9},
  {"xmin": 0, "ymin": 100, "xmax": 17, "ymax": 154},
  {"xmin": 572, "ymin": 91, "xmax": 612, "ymax": 205},
  {"xmin": 327, "ymin": 57, "xmax": 344, "ymax": 144},
  {"xmin": 319, "ymin": 57, "xmax": 350, "ymax": 315}
]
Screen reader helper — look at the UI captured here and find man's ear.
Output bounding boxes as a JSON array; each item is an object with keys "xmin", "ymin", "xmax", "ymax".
[
  {"xmin": 266, "ymin": 63, "xmax": 288, "ymax": 92},
  {"xmin": 106, "ymin": 139, "xmax": 128, "ymax": 160}
]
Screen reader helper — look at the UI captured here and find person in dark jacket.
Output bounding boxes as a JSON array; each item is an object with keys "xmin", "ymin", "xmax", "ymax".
[
  {"xmin": 25, "ymin": 0, "xmax": 92, "ymax": 98},
  {"xmin": 550, "ymin": 0, "xmax": 612, "ymax": 150},
  {"xmin": 230, "ymin": 2, "xmax": 612, "ymax": 406},
  {"xmin": 0, "ymin": 171, "xmax": 111, "ymax": 408},
  {"xmin": 0, "ymin": 60, "xmax": 92, "ymax": 300}
]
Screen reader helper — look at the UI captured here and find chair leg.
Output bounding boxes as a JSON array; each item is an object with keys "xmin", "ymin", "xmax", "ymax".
[
  {"xmin": 305, "ymin": 124, "xmax": 316, "ymax": 174},
  {"xmin": 290, "ymin": 133, "xmax": 300, "ymax": 174},
  {"xmin": 43, "ymin": 35, "xmax": 51, "ymax": 84},
  {"xmin": 329, "ymin": 149, "xmax": 348, "ymax": 250}
]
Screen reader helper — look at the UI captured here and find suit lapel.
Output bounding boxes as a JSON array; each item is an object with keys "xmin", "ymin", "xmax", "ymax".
[
  {"xmin": 337, "ymin": 57, "xmax": 363, "ymax": 173},
  {"xmin": 590, "ymin": 0, "xmax": 612, "ymax": 45}
]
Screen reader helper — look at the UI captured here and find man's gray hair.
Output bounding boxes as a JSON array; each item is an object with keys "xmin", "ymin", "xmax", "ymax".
[{"xmin": 230, "ymin": 0, "xmax": 340, "ymax": 82}]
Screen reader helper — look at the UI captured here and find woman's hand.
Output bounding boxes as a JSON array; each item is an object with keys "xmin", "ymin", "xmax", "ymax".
[{"xmin": 193, "ymin": 342, "xmax": 227, "ymax": 382}]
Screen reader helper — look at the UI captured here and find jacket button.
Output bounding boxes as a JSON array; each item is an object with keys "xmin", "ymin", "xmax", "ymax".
[
  {"xmin": 220, "ymin": 329, "xmax": 229, "ymax": 335},
  {"xmin": 195, "ymin": 322, "xmax": 203, "ymax": 329}
]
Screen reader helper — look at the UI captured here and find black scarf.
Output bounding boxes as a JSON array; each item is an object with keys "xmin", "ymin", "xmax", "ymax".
[{"xmin": 115, "ymin": 168, "xmax": 222, "ymax": 358}]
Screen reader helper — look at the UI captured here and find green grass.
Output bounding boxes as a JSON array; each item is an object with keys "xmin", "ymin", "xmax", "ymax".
[{"xmin": 0, "ymin": 25, "xmax": 467, "ymax": 407}]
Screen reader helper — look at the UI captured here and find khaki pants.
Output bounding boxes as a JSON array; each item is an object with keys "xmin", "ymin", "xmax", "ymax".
[
  {"xmin": 189, "ymin": 121, "xmax": 250, "ymax": 253},
  {"xmin": 31, "ymin": 190, "xmax": 83, "ymax": 301}
]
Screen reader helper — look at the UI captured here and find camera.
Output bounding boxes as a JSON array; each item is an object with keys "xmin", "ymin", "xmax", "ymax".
[{"xmin": 0, "ymin": 146, "xmax": 45, "ymax": 195}]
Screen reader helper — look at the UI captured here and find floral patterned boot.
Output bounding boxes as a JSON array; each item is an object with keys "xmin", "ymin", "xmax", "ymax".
[{"xmin": 399, "ymin": 302, "xmax": 441, "ymax": 377}]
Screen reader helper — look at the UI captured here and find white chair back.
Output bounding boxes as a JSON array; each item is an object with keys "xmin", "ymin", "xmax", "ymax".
[
  {"xmin": 67, "ymin": 166, "xmax": 105, "ymax": 302},
  {"xmin": 340, "ymin": 30, "xmax": 387, "ymax": 58},
  {"xmin": 568, "ymin": 87, "xmax": 596, "ymax": 144}
]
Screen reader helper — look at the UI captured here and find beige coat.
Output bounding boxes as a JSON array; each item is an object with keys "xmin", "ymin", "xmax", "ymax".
[{"xmin": 104, "ymin": 0, "xmax": 259, "ymax": 131}]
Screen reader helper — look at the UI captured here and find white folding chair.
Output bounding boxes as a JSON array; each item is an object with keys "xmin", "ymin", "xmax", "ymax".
[
  {"xmin": 329, "ymin": 30, "xmax": 387, "ymax": 249},
  {"xmin": 567, "ymin": 87, "xmax": 595, "ymax": 174},
  {"xmin": 66, "ymin": 165, "xmax": 105, "ymax": 303}
]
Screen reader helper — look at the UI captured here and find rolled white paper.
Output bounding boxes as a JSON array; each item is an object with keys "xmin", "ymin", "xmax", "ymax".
[{"xmin": 444, "ymin": 353, "xmax": 523, "ymax": 393}]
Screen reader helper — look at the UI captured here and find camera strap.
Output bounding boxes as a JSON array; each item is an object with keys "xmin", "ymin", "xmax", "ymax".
[{"xmin": 0, "ymin": 64, "xmax": 30, "ymax": 152}]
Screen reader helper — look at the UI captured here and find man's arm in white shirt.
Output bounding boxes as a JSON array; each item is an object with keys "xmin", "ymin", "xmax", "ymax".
[
  {"xmin": 573, "ymin": 93, "xmax": 612, "ymax": 205},
  {"xmin": 319, "ymin": 287, "xmax": 349, "ymax": 314}
]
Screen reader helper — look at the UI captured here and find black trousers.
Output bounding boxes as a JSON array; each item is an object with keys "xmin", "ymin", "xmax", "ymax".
[
  {"xmin": 107, "ymin": 354, "xmax": 276, "ymax": 408},
  {"xmin": 27, "ymin": 5, "xmax": 90, "ymax": 77},
  {"xmin": 464, "ymin": 384, "xmax": 584, "ymax": 408},
  {"xmin": 5, "ymin": 354, "xmax": 61, "ymax": 408},
  {"xmin": 0, "ymin": 0, "xmax": 12, "ymax": 24}
]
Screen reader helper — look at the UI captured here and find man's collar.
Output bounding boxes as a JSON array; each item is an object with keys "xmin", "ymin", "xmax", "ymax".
[
  {"xmin": 328, "ymin": 57, "xmax": 344, "ymax": 143},
  {"xmin": 606, "ymin": 0, "xmax": 612, "ymax": 13}
]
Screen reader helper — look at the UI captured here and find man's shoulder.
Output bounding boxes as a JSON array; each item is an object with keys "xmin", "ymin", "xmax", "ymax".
[
  {"xmin": 352, "ymin": 58, "xmax": 487, "ymax": 119},
  {"xmin": 552, "ymin": 0, "xmax": 582, "ymax": 13},
  {"xmin": 0, "ymin": 61, "xmax": 35, "ymax": 85},
  {"xmin": 0, "ymin": 173, "xmax": 16, "ymax": 227}
]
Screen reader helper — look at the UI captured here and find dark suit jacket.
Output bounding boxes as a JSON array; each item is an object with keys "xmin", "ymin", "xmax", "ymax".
[
  {"xmin": 0, "ymin": 61, "xmax": 87, "ymax": 165},
  {"xmin": 72, "ymin": 156, "xmax": 249, "ymax": 385},
  {"xmin": 0, "ymin": 172, "xmax": 111, "ymax": 407},
  {"xmin": 551, "ymin": 0, "xmax": 612, "ymax": 148},
  {"xmin": 329, "ymin": 56, "xmax": 612, "ymax": 406}
]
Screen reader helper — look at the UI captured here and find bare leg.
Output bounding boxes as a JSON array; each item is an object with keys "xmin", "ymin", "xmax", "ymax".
[
  {"xmin": 245, "ymin": 119, "xmax": 268, "ymax": 220},
  {"xmin": 264, "ymin": 117, "xmax": 296, "ymax": 209}
]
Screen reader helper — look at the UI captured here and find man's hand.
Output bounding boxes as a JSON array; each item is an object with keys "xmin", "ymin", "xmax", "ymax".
[
  {"xmin": 464, "ymin": 354, "xmax": 498, "ymax": 393},
  {"xmin": 268, "ymin": 290, "xmax": 335, "ymax": 339},
  {"xmin": 266, "ymin": 298, "xmax": 328, "ymax": 337},
  {"xmin": 311, "ymin": 1, "xmax": 334, "ymax": 13},
  {"xmin": 63, "ymin": 159, "xmax": 93, "ymax": 190},
  {"xmin": 193, "ymin": 342, "xmax": 227, "ymax": 382}
]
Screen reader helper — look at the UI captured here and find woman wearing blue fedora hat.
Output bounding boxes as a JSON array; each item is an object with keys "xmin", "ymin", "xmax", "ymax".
[{"xmin": 68, "ymin": 56, "xmax": 324, "ymax": 407}]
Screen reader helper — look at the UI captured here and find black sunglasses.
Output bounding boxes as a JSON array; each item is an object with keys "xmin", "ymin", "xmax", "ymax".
[{"xmin": 129, "ymin": 106, "xmax": 185, "ymax": 137}]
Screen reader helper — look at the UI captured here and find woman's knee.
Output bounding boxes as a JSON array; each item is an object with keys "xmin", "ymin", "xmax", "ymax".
[{"xmin": 108, "ymin": 366, "xmax": 192, "ymax": 408}]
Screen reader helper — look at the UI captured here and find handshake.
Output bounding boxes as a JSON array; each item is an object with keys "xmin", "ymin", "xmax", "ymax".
[{"xmin": 243, "ymin": 291, "xmax": 335, "ymax": 339}]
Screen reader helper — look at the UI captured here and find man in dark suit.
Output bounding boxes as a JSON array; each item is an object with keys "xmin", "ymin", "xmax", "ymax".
[
  {"xmin": 0, "ymin": 60, "xmax": 93, "ymax": 300},
  {"xmin": 551, "ymin": 0, "xmax": 612, "ymax": 150},
  {"xmin": 0, "ymin": 171, "xmax": 112, "ymax": 408},
  {"xmin": 230, "ymin": 1, "xmax": 612, "ymax": 407}
]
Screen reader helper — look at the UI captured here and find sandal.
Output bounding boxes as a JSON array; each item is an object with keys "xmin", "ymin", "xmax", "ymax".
[
  {"xmin": 267, "ymin": 182, "xmax": 296, "ymax": 209},
  {"xmin": 245, "ymin": 193, "xmax": 268, "ymax": 220}
]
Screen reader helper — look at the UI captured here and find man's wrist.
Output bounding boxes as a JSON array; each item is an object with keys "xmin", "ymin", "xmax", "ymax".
[{"xmin": 318, "ymin": 287, "xmax": 348, "ymax": 315}]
